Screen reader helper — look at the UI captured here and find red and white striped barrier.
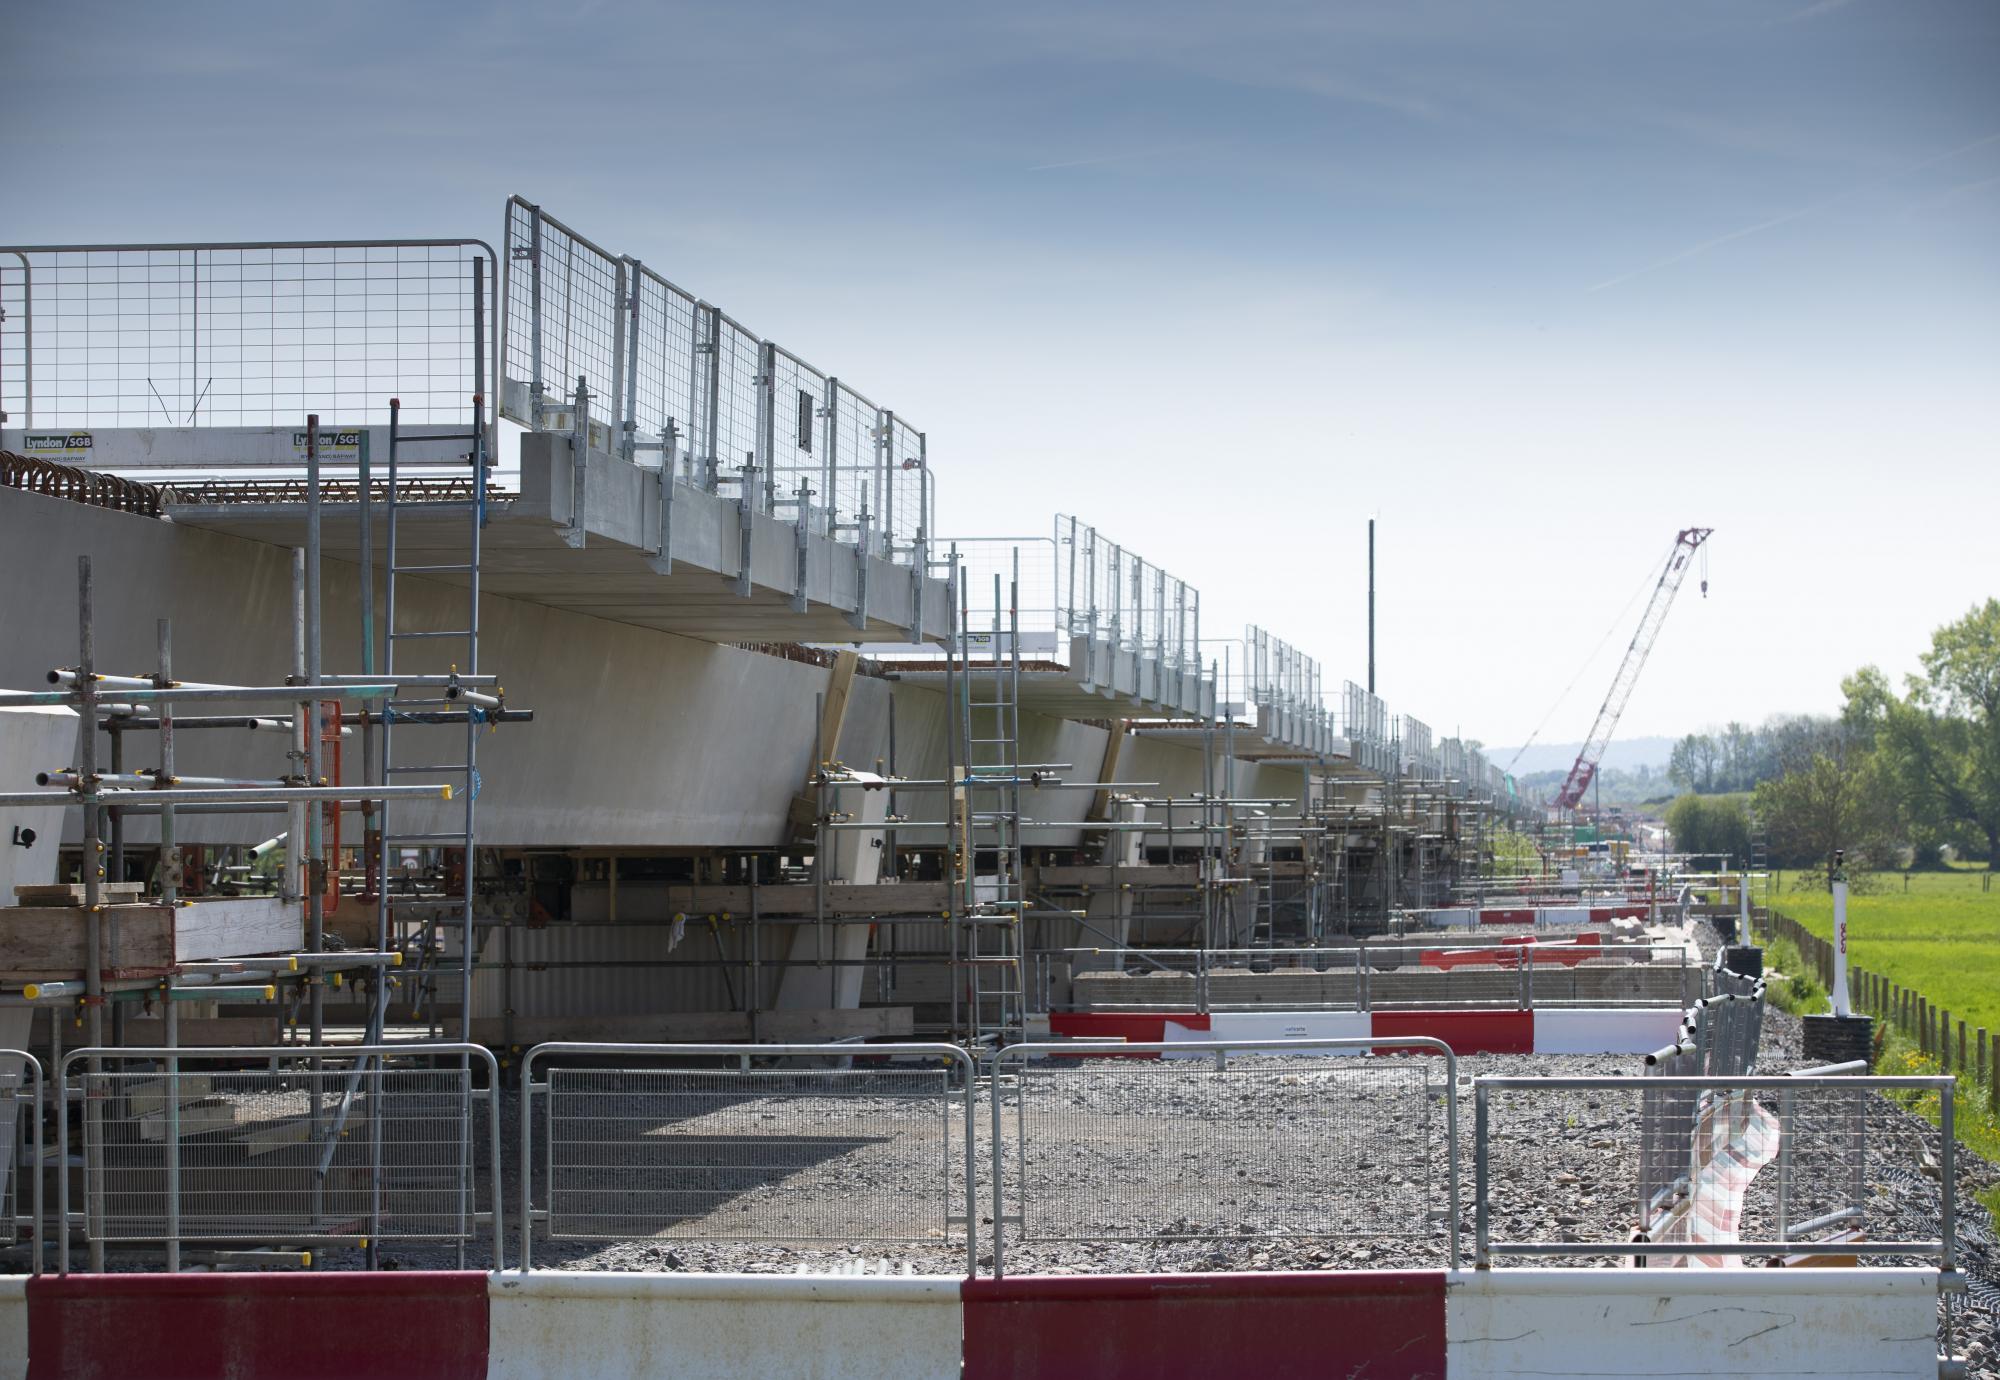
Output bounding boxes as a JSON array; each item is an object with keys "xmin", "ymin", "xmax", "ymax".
[
  {"xmin": 1420, "ymin": 934, "xmax": 1603, "ymax": 969},
  {"xmin": 1049, "ymin": 1006, "xmax": 1684, "ymax": 1056},
  {"xmin": 0, "ymin": 1267, "xmax": 1939, "ymax": 1378},
  {"xmin": 1418, "ymin": 903, "xmax": 1651, "ymax": 929}
]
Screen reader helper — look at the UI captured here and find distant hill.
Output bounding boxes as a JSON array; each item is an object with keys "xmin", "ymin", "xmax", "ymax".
[{"xmin": 1487, "ymin": 736, "xmax": 1677, "ymax": 777}]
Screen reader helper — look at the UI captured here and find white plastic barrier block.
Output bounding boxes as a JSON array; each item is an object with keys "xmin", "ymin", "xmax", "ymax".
[
  {"xmin": 1196, "ymin": 1011, "xmax": 1372, "ymax": 1054},
  {"xmin": 488, "ymin": 1271, "xmax": 962, "ymax": 1380},
  {"xmin": 0, "ymin": 1278, "xmax": 22, "ymax": 1380},
  {"xmin": 1446, "ymin": 1268, "xmax": 1938, "ymax": 1378},
  {"xmin": 1531, "ymin": 1007, "xmax": 1685, "ymax": 1055}
]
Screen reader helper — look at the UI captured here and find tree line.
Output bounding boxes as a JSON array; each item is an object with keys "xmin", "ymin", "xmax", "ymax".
[{"xmin": 1668, "ymin": 599, "xmax": 2000, "ymax": 882}]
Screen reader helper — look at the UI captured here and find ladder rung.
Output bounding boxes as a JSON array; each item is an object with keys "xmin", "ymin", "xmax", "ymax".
[
  {"xmin": 393, "ymin": 501, "xmax": 480, "ymax": 512},
  {"xmin": 395, "ymin": 432, "xmax": 480, "ymax": 443},
  {"xmin": 393, "ymin": 564, "xmax": 477, "ymax": 574},
  {"xmin": 383, "ymin": 832, "xmax": 468, "ymax": 844},
  {"xmin": 390, "ymin": 630, "xmax": 474, "ymax": 640},
  {"xmin": 386, "ymin": 764, "xmax": 473, "ymax": 773}
]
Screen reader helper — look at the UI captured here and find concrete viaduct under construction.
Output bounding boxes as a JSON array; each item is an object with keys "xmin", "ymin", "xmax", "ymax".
[{"xmin": 0, "ymin": 196, "xmax": 1525, "ymax": 1053}]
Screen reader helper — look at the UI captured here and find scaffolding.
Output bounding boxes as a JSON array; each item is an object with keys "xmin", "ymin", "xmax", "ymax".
[{"xmin": 0, "ymin": 361, "xmax": 528, "ymax": 1268}]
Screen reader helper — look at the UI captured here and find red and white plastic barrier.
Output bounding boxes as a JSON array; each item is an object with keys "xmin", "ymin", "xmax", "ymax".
[
  {"xmin": 1050, "ymin": 1006, "xmax": 1684, "ymax": 1056},
  {"xmin": 0, "ymin": 1267, "xmax": 1938, "ymax": 1378},
  {"xmin": 1418, "ymin": 903, "xmax": 1651, "ymax": 929},
  {"xmin": 1420, "ymin": 934, "xmax": 1604, "ymax": 969}
]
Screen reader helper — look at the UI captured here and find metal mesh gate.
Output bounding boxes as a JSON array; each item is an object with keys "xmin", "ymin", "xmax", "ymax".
[
  {"xmin": 521, "ymin": 1042, "xmax": 979, "ymax": 1273},
  {"xmin": 990, "ymin": 1038, "xmax": 1459, "ymax": 1273}
]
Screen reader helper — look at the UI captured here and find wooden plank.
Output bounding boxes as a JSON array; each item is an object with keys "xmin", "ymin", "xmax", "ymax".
[
  {"xmin": 126, "ymin": 1074, "xmax": 216, "ymax": 1116},
  {"xmin": 602, "ymin": 881, "xmax": 951, "ymax": 919},
  {"xmin": 788, "ymin": 649, "xmax": 862, "ymax": 842},
  {"xmin": 139, "ymin": 1102, "xmax": 241, "ymax": 1141},
  {"xmin": 171, "ymin": 896, "xmax": 304, "ymax": 962},
  {"xmin": 0, "ymin": 896, "xmax": 301, "ymax": 976},
  {"xmin": 13, "ymin": 882, "xmax": 147, "ymax": 906},
  {"xmin": 1086, "ymin": 721, "xmax": 1130, "ymax": 824},
  {"xmin": 1032, "ymin": 864, "xmax": 1200, "ymax": 888},
  {"xmin": 238, "ymin": 1117, "xmax": 312, "ymax": 1158},
  {"xmin": 123, "ymin": 1017, "xmax": 283, "ymax": 1045},
  {"xmin": 469, "ymin": 1005, "xmax": 914, "ymax": 1046},
  {"xmin": 0, "ymin": 903, "xmax": 175, "ymax": 974}
]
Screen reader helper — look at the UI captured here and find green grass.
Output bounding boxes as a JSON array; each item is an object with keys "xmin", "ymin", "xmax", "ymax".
[
  {"xmin": 1763, "ymin": 869, "xmax": 2000, "ymax": 1225},
  {"xmin": 1760, "ymin": 933, "xmax": 1828, "ymax": 1016},
  {"xmin": 1766, "ymin": 869, "xmax": 2000, "ymax": 1034}
]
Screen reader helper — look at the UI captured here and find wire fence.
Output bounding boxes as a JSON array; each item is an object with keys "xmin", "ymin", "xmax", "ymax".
[
  {"xmin": 1245, "ymin": 626, "xmax": 1337, "ymax": 753},
  {"xmin": 1053, "ymin": 513, "xmax": 1201, "ymax": 687},
  {"xmin": 57, "ymin": 1044, "xmax": 501, "ymax": 1269},
  {"xmin": 0, "ymin": 241, "xmax": 497, "ymax": 434},
  {"xmin": 500, "ymin": 198, "xmax": 930, "ymax": 564},
  {"xmin": 988, "ymin": 1037, "xmax": 1458, "ymax": 1275},
  {"xmin": 1474, "ymin": 1072, "xmax": 1953, "ymax": 1268},
  {"xmin": 0, "ymin": 1051, "xmax": 42, "ymax": 1273},
  {"xmin": 29, "ymin": 1020, "xmax": 1964, "ymax": 1282},
  {"xmin": 518, "ymin": 1043, "xmax": 979, "ymax": 1273}
]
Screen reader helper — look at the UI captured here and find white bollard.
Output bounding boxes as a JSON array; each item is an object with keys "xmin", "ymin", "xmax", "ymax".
[{"xmin": 1831, "ymin": 864, "xmax": 1851, "ymax": 1018}]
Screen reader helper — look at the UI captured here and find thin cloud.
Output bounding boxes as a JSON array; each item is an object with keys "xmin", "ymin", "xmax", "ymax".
[
  {"xmin": 1027, "ymin": 142, "xmax": 1210, "ymax": 172},
  {"xmin": 1590, "ymin": 130, "xmax": 2000, "ymax": 292},
  {"xmin": 1774, "ymin": 0, "xmax": 1860, "ymax": 25}
]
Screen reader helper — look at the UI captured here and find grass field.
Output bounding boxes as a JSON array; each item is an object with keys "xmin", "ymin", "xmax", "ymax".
[
  {"xmin": 1762, "ymin": 867, "xmax": 2000, "ymax": 1222},
  {"xmin": 1766, "ymin": 867, "xmax": 2000, "ymax": 1034}
]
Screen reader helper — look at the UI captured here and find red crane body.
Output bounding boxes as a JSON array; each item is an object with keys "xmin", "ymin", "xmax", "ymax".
[{"xmin": 1552, "ymin": 527, "xmax": 1713, "ymax": 811}]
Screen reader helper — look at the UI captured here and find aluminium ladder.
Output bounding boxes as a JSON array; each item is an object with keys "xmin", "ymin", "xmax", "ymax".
[
  {"xmin": 377, "ymin": 390, "xmax": 491, "ymax": 1042},
  {"xmin": 954, "ymin": 552, "xmax": 1027, "ymax": 1046}
]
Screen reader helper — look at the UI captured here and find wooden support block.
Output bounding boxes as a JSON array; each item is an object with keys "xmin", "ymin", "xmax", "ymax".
[
  {"xmin": 0, "ymin": 896, "xmax": 302, "ymax": 978},
  {"xmin": 470, "ymin": 1005, "xmax": 915, "ymax": 1047},
  {"xmin": 13, "ymin": 883, "xmax": 147, "ymax": 906},
  {"xmin": 122, "ymin": 1017, "xmax": 284, "ymax": 1046},
  {"xmin": 139, "ymin": 1102, "xmax": 240, "ymax": 1141},
  {"xmin": 126, "ymin": 1074, "xmax": 216, "ymax": 1116},
  {"xmin": 238, "ymin": 1116, "xmax": 314, "ymax": 1158}
]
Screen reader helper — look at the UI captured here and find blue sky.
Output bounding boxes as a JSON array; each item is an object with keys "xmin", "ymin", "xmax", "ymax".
[{"xmin": 5, "ymin": 0, "xmax": 1996, "ymax": 747}]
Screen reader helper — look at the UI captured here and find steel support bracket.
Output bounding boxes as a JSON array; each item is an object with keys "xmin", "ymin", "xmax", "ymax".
[
  {"xmin": 734, "ymin": 463, "xmax": 756, "ymax": 599},
  {"xmin": 560, "ymin": 377, "xmax": 590, "ymax": 550},
  {"xmin": 846, "ymin": 508, "xmax": 871, "ymax": 632},
  {"xmin": 649, "ymin": 421, "xmax": 679, "ymax": 576},
  {"xmin": 790, "ymin": 503, "xmax": 810, "ymax": 614}
]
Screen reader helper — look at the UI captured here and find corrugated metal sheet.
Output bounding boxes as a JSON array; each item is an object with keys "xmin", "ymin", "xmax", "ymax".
[{"xmin": 467, "ymin": 919, "xmax": 794, "ymax": 1019}]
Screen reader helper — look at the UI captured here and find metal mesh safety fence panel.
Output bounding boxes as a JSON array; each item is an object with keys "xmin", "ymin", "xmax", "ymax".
[
  {"xmin": 1474, "ymin": 1073, "xmax": 1953, "ymax": 1267},
  {"xmin": 628, "ymin": 265, "xmax": 706, "ymax": 470},
  {"xmin": 501, "ymin": 201, "xmax": 621, "ymax": 432},
  {"xmin": 500, "ymin": 198, "xmax": 931, "ymax": 563},
  {"xmin": 0, "ymin": 241, "xmax": 495, "ymax": 434},
  {"xmin": 768, "ymin": 346, "xmax": 831, "ymax": 534},
  {"xmin": 0, "ymin": 1052, "xmax": 40, "ymax": 1269},
  {"xmin": 521, "ymin": 1043, "xmax": 979, "ymax": 1273},
  {"xmin": 990, "ymin": 1038, "xmax": 1457, "ymax": 1275},
  {"xmin": 59, "ymin": 1045, "xmax": 501, "ymax": 1268}
]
